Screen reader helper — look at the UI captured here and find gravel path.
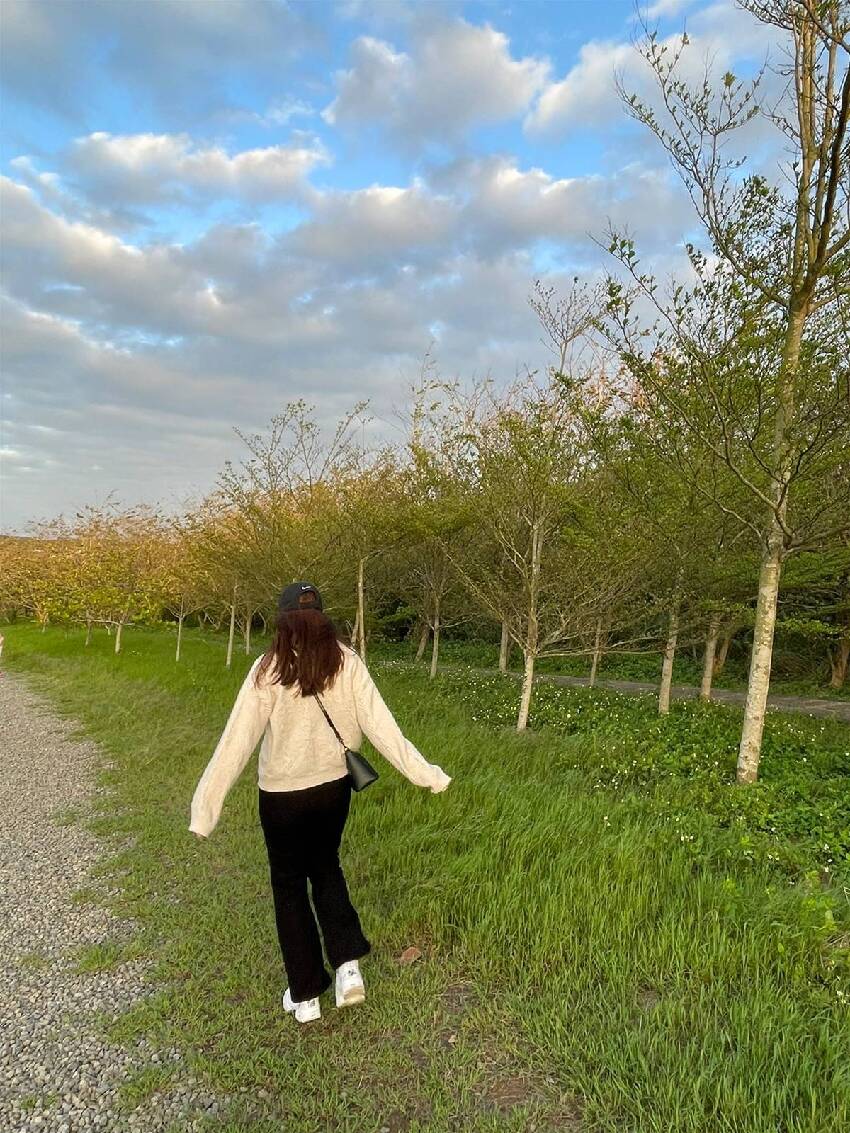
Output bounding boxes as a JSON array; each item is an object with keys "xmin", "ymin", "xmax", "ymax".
[{"xmin": 0, "ymin": 673, "xmax": 262, "ymax": 1132}]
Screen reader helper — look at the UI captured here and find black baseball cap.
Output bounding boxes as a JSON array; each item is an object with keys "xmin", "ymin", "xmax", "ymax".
[{"xmin": 277, "ymin": 581, "xmax": 323, "ymax": 612}]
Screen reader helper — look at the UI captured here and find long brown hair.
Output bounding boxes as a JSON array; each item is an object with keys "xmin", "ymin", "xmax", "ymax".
[{"xmin": 255, "ymin": 607, "xmax": 345, "ymax": 696}]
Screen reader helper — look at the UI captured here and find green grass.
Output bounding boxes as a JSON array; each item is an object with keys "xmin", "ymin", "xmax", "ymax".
[
  {"xmin": 118, "ymin": 1064, "xmax": 179, "ymax": 1109},
  {"xmin": 18, "ymin": 950, "xmax": 50, "ymax": 972},
  {"xmin": 73, "ymin": 939, "xmax": 145, "ymax": 974},
  {"xmin": 3, "ymin": 621, "xmax": 850, "ymax": 1132},
  {"xmin": 19, "ymin": 1093, "xmax": 57, "ymax": 1112},
  {"xmin": 368, "ymin": 637, "xmax": 850, "ymax": 699},
  {"xmin": 415, "ymin": 664, "xmax": 850, "ymax": 884},
  {"xmin": 53, "ymin": 805, "xmax": 84, "ymax": 827}
]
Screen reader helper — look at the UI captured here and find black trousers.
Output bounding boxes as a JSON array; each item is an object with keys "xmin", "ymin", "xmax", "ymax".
[{"xmin": 258, "ymin": 775, "xmax": 371, "ymax": 1002}]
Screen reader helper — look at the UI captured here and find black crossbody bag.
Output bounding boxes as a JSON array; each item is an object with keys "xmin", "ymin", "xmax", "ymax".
[{"xmin": 313, "ymin": 694, "xmax": 379, "ymax": 792}]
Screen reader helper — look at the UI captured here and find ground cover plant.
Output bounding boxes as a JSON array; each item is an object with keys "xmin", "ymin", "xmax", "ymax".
[
  {"xmin": 4, "ymin": 621, "xmax": 850, "ymax": 1133},
  {"xmin": 367, "ymin": 638, "xmax": 850, "ymax": 701}
]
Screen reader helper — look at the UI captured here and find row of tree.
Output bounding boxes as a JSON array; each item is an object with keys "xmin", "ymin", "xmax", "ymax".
[{"xmin": 2, "ymin": 355, "xmax": 848, "ymax": 771}]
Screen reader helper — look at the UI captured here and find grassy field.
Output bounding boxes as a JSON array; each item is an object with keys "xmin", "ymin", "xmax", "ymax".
[{"xmin": 4, "ymin": 622, "xmax": 850, "ymax": 1133}]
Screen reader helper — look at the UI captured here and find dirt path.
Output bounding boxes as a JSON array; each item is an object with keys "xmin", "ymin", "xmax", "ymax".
[{"xmin": 535, "ymin": 674, "xmax": 850, "ymax": 722}]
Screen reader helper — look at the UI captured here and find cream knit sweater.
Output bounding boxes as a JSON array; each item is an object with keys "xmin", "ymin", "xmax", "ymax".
[{"xmin": 189, "ymin": 646, "xmax": 451, "ymax": 837}]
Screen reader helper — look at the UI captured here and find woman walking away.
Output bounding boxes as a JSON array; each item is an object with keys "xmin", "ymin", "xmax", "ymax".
[{"xmin": 189, "ymin": 582, "xmax": 452, "ymax": 1024}]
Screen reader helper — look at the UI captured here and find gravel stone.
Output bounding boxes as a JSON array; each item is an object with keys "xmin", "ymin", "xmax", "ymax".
[{"xmin": 0, "ymin": 673, "xmax": 264, "ymax": 1132}]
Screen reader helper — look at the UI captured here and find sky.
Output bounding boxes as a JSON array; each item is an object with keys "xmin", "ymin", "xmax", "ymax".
[{"xmin": 0, "ymin": 0, "xmax": 781, "ymax": 532}]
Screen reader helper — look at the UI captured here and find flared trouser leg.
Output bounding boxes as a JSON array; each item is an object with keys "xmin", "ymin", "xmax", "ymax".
[{"xmin": 259, "ymin": 776, "xmax": 370, "ymax": 1003}]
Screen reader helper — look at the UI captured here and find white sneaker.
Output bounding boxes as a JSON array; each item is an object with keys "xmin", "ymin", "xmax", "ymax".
[
  {"xmin": 282, "ymin": 987, "xmax": 321, "ymax": 1023},
  {"xmin": 335, "ymin": 960, "xmax": 366, "ymax": 1008}
]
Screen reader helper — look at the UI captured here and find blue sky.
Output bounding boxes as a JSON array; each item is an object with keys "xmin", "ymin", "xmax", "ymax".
[{"xmin": 1, "ymin": 0, "xmax": 778, "ymax": 531}]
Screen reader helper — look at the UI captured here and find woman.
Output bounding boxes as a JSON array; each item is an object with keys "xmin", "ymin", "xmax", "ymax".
[{"xmin": 189, "ymin": 581, "xmax": 451, "ymax": 1024}]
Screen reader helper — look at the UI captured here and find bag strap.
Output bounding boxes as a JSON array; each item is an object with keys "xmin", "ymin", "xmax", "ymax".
[{"xmin": 313, "ymin": 693, "xmax": 346, "ymax": 750}]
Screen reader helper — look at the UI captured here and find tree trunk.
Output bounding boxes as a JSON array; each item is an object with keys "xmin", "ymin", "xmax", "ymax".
[
  {"xmin": 226, "ymin": 588, "xmax": 236, "ymax": 669},
  {"xmin": 351, "ymin": 608, "xmax": 360, "ymax": 652},
  {"xmin": 114, "ymin": 620, "xmax": 123, "ymax": 655},
  {"xmin": 415, "ymin": 621, "xmax": 429, "ymax": 661},
  {"xmin": 85, "ymin": 618, "xmax": 92, "ymax": 647},
  {"xmin": 429, "ymin": 598, "xmax": 441, "ymax": 680},
  {"xmin": 176, "ymin": 607, "xmax": 184, "ymax": 662},
  {"xmin": 244, "ymin": 607, "xmax": 252, "ymax": 655},
  {"xmin": 517, "ymin": 650, "xmax": 536, "ymax": 732},
  {"xmin": 736, "ymin": 292, "xmax": 805, "ymax": 784},
  {"xmin": 829, "ymin": 633, "xmax": 850, "ymax": 689},
  {"xmin": 737, "ymin": 525, "xmax": 785, "ymax": 782},
  {"xmin": 713, "ymin": 623, "xmax": 735, "ymax": 675},
  {"xmin": 700, "ymin": 612, "xmax": 721, "ymax": 701},
  {"xmin": 516, "ymin": 519, "xmax": 542, "ymax": 732},
  {"xmin": 589, "ymin": 617, "xmax": 604, "ymax": 687},
  {"xmin": 499, "ymin": 620, "xmax": 510, "ymax": 672},
  {"xmin": 357, "ymin": 557, "xmax": 366, "ymax": 662},
  {"xmin": 658, "ymin": 579, "xmax": 682, "ymax": 715}
]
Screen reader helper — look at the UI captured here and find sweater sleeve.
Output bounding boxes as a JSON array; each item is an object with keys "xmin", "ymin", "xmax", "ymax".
[
  {"xmin": 189, "ymin": 659, "xmax": 273, "ymax": 837},
  {"xmin": 351, "ymin": 655, "xmax": 451, "ymax": 793}
]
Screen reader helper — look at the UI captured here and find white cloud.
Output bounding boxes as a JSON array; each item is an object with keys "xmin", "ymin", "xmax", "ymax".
[
  {"xmin": 324, "ymin": 18, "xmax": 550, "ymax": 144},
  {"xmin": 66, "ymin": 131, "xmax": 330, "ymax": 206},
  {"xmin": 0, "ymin": 1, "xmax": 803, "ymax": 534},
  {"xmin": 8, "ymin": 157, "xmax": 153, "ymax": 234},
  {"xmin": 452, "ymin": 157, "xmax": 697, "ymax": 257},
  {"xmin": 0, "ymin": 0, "xmax": 322, "ymax": 126},
  {"xmin": 2, "ymin": 143, "xmax": 696, "ymax": 360},
  {"xmin": 8, "ymin": 155, "xmax": 118, "ymax": 229},
  {"xmin": 255, "ymin": 98, "xmax": 317, "ymax": 127},
  {"xmin": 1, "ymin": 176, "xmax": 218, "ymax": 336},
  {"xmin": 642, "ymin": 0, "xmax": 698, "ymax": 18},
  {"xmin": 287, "ymin": 181, "xmax": 456, "ymax": 269},
  {"xmin": 2, "ymin": 133, "xmax": 702, "ymax": 530},
  {"xmin": 335, "ymin": 0, "xmax": 436, "ymax": 26},
  {"xmin": 324, "ymin": 37, "xmax": 409, "ymax": 127},
  {"xmin": 526, "ymin": 39, "xmax": 633, "ymax": 135},
  {"xmin": 527, "ymin": 1, "xmax": 778, "ymax": 138}
]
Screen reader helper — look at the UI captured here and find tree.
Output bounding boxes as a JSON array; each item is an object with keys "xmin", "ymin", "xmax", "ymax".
[
  {"xmin": 777, "ymin": 539, "xmax": 850, "ymax": 686},
  {"xmin": 2, "ymin": 532, "xmax": 63, "ymax": 630},
  {"xmin": 331, "ymin": 449, "xmax": 409, "ymax": 661},
  {"xmin": 436, "ymin": 373, "xmax": 632, "ymax": 730},
  {"xmin": 215, "ymin": 399, "xmax": 371, "ymax": 651},
  {"xmin": 608, "ymin": 1, "xmax": 850, "ymax": 780},
  {"xmin": 64, "ymin": 503, "xmax": 164, "ymax": 653},
  {"xmin": 159, "ymin": 513, "xmax": 214, "ymax": 661},
  {"xmin": 395, "ymin": 377, "xmax": 476, "ymax": 677},
  {"xmin": 534, "ymin": 273, "xmax": 755, "ymax": 711}
]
